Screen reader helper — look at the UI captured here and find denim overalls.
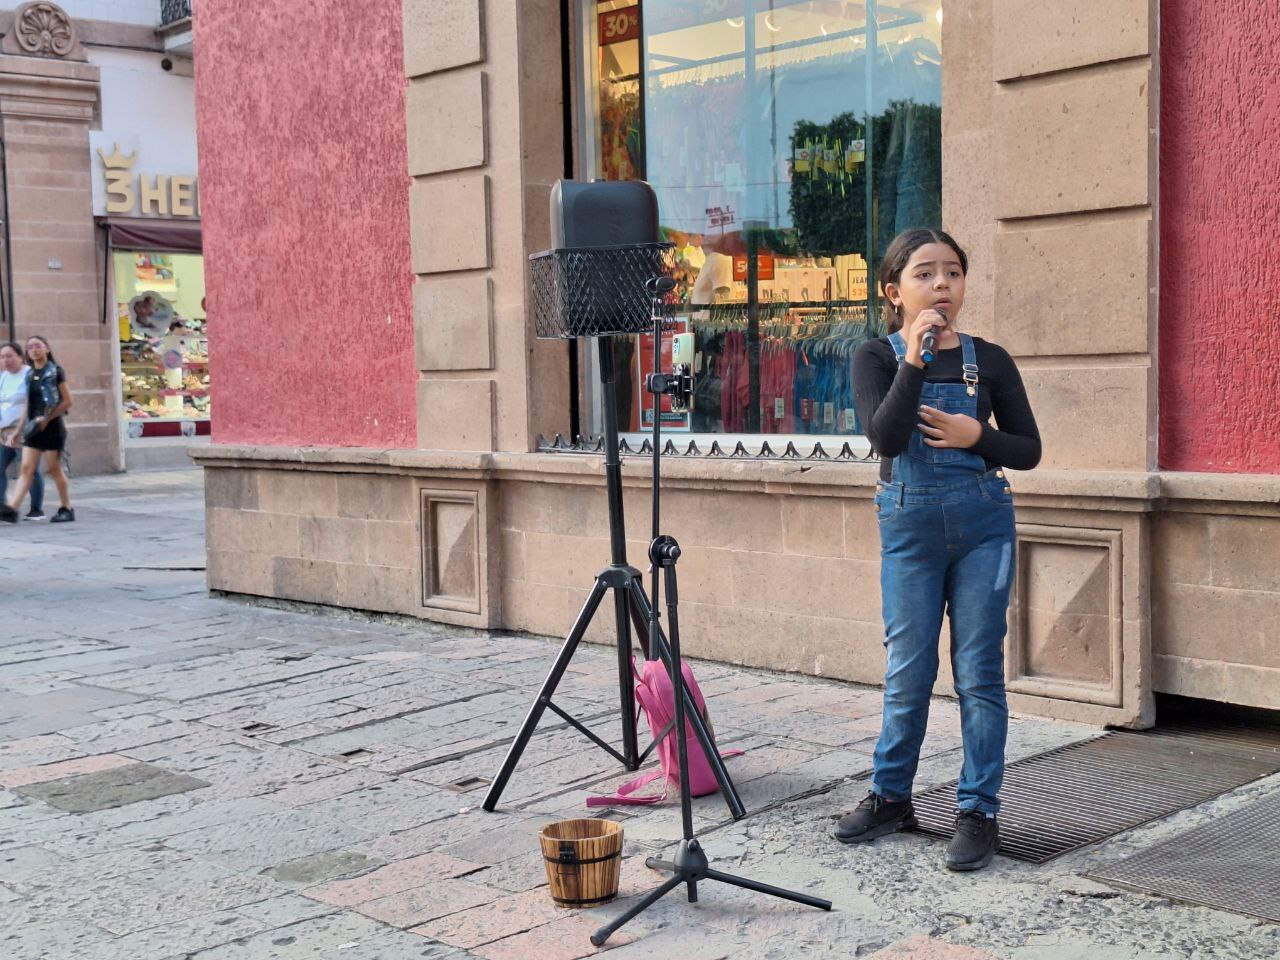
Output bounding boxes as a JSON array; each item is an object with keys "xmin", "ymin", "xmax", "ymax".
[{"xmin": 870, "ymin": 331, "xmax": 1016, "ymax": 815}]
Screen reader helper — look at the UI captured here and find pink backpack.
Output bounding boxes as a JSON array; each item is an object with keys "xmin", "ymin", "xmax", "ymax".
[{"xmin": 587, "ymin": 657, "xmax": 741, "ymax": 808}]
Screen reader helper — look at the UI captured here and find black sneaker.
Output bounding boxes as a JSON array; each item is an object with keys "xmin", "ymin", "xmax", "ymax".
[
  {"xmin": 833, "ymin": 791, "xmax": 918, "ymax": 844},
  {"xmin": 0, "ymin": 504, "xmax": 16, "ymax": 523},
  {"xmin": 24, "ymin": 509, "xmax": 45, "ymax": 521},
  {"xmin": 49, "ymin": 507, "xmax": 75, "ymax": 523},
  {"xmin": 945, "ymin": 810, "xmax": 999, "ymax": 871}
]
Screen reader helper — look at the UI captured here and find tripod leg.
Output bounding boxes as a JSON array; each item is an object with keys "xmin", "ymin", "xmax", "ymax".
[
  {"xmin": 704, "ymin": 868, "xmax": 833, "ymax": 911},
  {"xmin": 627, "ymin": 579, "xmax": 747, "ymax": 820},
  {"xmin": 611, "ymin": 585, "xmax": 640, "ymax": 769},
  {"xmin": 482, "ymin": 579, "xmax": 609, "ymax": 812},
  {"xmin": 590, "ymin": 874, "xmax": 684, "ymax": 947}
]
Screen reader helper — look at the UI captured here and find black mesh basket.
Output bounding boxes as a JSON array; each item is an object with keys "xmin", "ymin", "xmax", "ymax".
[{"xmin": 529, "ymin": 243, "xmax": 676, "ymax": 339}]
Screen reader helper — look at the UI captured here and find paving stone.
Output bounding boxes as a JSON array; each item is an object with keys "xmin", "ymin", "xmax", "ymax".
[
  {"xmin": 299, "ymin": 779, "xmax": 470, "ymax": 833},
  {"xmin": 409, "ymin": 886, "xmax": 565, "ymax": 948},
  {"xmin": 869, "ymin": 936, "xmax": 1002, "ymax": 959},
  {"xmin": 233, "ymin": 892, "xmax": 339, "ymax": 928},
  {"xmin": 38, "ymin": 860, "xmax": 283, "ymax": 936},
  {"xmin": 15, "ymin": 761, "xmax": 209, "ymax": 813},
  {"xmin": 0, "ymin": 752, "xmax": 136, "ymax": 789},
  {"xmin": 354, "ymin": 877, "xmax": 503, "ymax": 928},
  {"xmin": 85, "ymin": 909, "xmax": 266, "ymax": 960},
  {"xmin": 165, "ymin": 808, "xmax": 377, "ymax": 871},
  {"xmin": 11, "ymin": 843, "xmax": 196, "ymax": 899},
  {"xmin": 0, "ymin": 918, "xmax": 114, "ymax": 960},
  {"xmin": 265, "ymin": 768, "xmax": 396, "ymax": 807},
  {"xmin": 306, "ymin": 852, "xmax": 483, "ymax": 907},
  {"xmin": 470, "ymin": 913, "xmax": 633, "ymax": 960},
  {"xmin": 577, "ymin": 920, "xmax": 738, "ymax": 960},
  {"xmin": 0, "ymin": 844, "xmax": 65, "ymax": 884},
  {"xmin": 58, "ymin": 715, "xmax": 208, "ymax": 753},
  {"xmin": 264, "ymin": 850, "xmax": 387, "ymax": 887},
  {"xmin": 184, "ymin": 912, "xmax": 396, "ymax": 959},
  {"xmin": 435, "ymin": 816, "xmax": 556, "ymax": 867},
  {"xmin": 462, "ymin": 850, "xmax": 551, "ymax": 894},
  {"xmin": 0, "ymin": 733, "xmax": 82, "ymax": 770}
]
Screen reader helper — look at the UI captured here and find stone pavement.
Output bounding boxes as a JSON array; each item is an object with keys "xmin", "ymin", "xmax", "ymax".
[{"xmin": 1, "ymin": 468, "xmax": 1278, "ymax": 960}]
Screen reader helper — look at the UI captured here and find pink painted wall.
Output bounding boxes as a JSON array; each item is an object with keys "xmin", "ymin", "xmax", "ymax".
[
  {"xmin": 194, "ymin": 1, "xmax": 416, "ymax": 447},
  {"xmin": 1159, "ymin": 0, "xmax": 1280, "ymax": 472}
]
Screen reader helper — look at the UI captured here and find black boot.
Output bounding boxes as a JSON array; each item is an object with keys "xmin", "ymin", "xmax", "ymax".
[
  {"xmin": 945, "ymin": 810, "xmax": 999, "ymax": 871},
  {"xmin": 833, "ymin": 791, "xmax": 917, "ymax": 844}
]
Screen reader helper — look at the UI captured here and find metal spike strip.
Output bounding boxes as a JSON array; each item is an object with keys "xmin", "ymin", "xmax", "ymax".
[{"xmin": 535, "ymin": 435, "xmax": 883, "ymax": 465}]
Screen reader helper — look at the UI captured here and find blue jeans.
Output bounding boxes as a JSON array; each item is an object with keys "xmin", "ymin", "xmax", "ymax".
[
  {"xmin": 870, "ymin": 471, "xmax": 1015, "ymax": 815},
  {"xmin": 0, "ymin": 443, "xmax": 43, "ymax": 512}
]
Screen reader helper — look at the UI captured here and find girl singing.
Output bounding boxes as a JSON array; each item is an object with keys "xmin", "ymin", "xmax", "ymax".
[{"xmin": 834, "ymin": 229, "xmax": 1041, "ymax": 871}]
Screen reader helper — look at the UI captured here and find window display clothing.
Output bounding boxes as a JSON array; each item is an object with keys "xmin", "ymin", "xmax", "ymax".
[
  {"xmin": 795, "ymin": 352, "xmax": 858, "ymax": 435},
  {"xmin": 852, "ymin": 337, "xmax": 1040, "ymax": 482},
  {"xmin": 712, "ymin": 329, "xmax": 866, "ymax": 436}
]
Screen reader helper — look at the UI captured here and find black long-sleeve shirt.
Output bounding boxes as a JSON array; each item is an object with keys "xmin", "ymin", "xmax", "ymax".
[{"xmin": 852, "ymin": 336, "xmax": 1041, "ymax": 482}]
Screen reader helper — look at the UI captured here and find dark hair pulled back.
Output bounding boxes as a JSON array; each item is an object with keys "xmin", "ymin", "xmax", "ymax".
[
  {"xmin": 878, "ymin": 228, "xmax": 969, "ymax": 332},
  {"xmin": 25, "ymin": 335, "xmax": 55, "ymax": 365}
]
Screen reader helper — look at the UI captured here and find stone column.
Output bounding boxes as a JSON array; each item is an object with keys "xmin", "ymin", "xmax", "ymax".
[
  {"xmin": 400, "ymin": 0, "xmax": 566, "ymax": 627},
  {"xmin": 0, "ymin": 5, "xmax": 111, "ymax": 472},
  {"xmin": 403, "ymin": 0, "xmax": 568, "ymax": 454}
]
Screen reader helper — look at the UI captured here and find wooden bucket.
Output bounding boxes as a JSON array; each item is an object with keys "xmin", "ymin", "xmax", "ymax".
[{"xmin": 539, "ymin": 818, "xmax": 624, "ymax": 908}]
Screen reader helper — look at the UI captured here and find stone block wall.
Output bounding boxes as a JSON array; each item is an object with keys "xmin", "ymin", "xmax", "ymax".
[
  {"xmin": 205, "ymin": 466, "xmax": 421, "ymax": 618},
  {"xmin": 1150, "ymin": 480, "xmax": 1280, "ymax": 710}
]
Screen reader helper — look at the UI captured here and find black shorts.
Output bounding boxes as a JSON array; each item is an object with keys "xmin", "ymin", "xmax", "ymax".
[{"xmin": 24, "ymin": 417, "xmax": 66, "ymax": 453}]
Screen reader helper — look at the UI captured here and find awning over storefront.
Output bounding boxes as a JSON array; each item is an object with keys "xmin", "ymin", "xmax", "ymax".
[{"xmin": 108, "ymin": 220, "xmax": 202, "ymax": 253}]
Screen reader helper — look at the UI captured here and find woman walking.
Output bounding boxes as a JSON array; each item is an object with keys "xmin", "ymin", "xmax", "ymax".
[
  {"xmin": 0, "ymin": 341, "xmax": 45, "ymax": 519},
  {"xmin": 834, "ymin": 229, "xmax": 1041, "ymax": 871},
  {"xmin": 1, "ymin": 335, "xmax": 74, "ymax": 524}
]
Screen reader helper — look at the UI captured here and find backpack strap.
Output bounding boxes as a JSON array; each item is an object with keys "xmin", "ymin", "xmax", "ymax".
[{"xmin": 586, "ymin": 770, "xmax": 669, "ymax": 808}]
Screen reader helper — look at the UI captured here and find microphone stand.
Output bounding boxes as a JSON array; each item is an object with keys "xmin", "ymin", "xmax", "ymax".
[{"xmin": 590, "ymin": 280, "xmax": 832, "ymax": 947}]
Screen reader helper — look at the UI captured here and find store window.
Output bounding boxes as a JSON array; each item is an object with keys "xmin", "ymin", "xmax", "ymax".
[
  {"xmin": 579, "ymin": 0, "xmax": 942, "ymax": 441},
  {"xmin": 115, "ymin": 250, "xmax": 209, "ymax": 437}
]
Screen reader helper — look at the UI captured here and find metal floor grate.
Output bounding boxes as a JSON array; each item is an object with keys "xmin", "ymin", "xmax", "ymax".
[
  {"xmin": 1087, "ymin": 789, "xmax": 1280, "ymax": 923},
  {"xmin": 911, "ymin": 716, "xmax": 1280, "ymax": 863}
]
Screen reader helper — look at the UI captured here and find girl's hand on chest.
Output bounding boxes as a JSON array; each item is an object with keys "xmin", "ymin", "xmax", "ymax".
[{"xmin": 918, "ymin": 405, "xmax": 983, "ymax": 449}]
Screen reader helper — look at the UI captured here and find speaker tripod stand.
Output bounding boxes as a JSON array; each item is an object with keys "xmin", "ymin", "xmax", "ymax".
[{"xmin": 482, "ymin": 285, "xmax": 745, "ymax": 821}]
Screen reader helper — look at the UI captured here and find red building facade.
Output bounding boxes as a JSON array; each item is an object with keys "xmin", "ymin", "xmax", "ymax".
[{"xmin": 196, "ymin": 0, "xmax": 416, "ymax": 448}]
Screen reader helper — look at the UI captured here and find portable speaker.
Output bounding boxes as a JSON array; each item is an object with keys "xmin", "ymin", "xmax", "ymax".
[{"xmin": 550, "ymin": 180, "xmax": 659, "ymax": 248}]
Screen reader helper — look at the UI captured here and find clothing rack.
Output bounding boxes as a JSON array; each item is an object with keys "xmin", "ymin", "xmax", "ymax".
[{"xmin": 688, "ymin": 303, "xmax": 882, "ymax": 360}]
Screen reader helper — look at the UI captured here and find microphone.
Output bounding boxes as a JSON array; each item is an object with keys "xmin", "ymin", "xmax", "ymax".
[{"xmin": 920, "ymin": 307, "xmax": 945, "ymax": 364}]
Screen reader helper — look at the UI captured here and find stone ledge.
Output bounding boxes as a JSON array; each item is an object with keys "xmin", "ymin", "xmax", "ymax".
[
  {"xmin": 191, "ymin": 445, "xmax": 1280, "ymax": 508},
  {"xmin": 188, "ymin": 445, "xmax": 1215, "ymax": 505}
]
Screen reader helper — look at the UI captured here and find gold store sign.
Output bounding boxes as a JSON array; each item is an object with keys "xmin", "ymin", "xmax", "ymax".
[{"xmin": 97, "ymin": 144, "xmax": 199, "ymax": 217}]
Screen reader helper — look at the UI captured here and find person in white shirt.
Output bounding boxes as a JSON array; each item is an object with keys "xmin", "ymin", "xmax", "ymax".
[{"xmin": 0, "ymin": 341, "xmax": 45, "ymax": 520}]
